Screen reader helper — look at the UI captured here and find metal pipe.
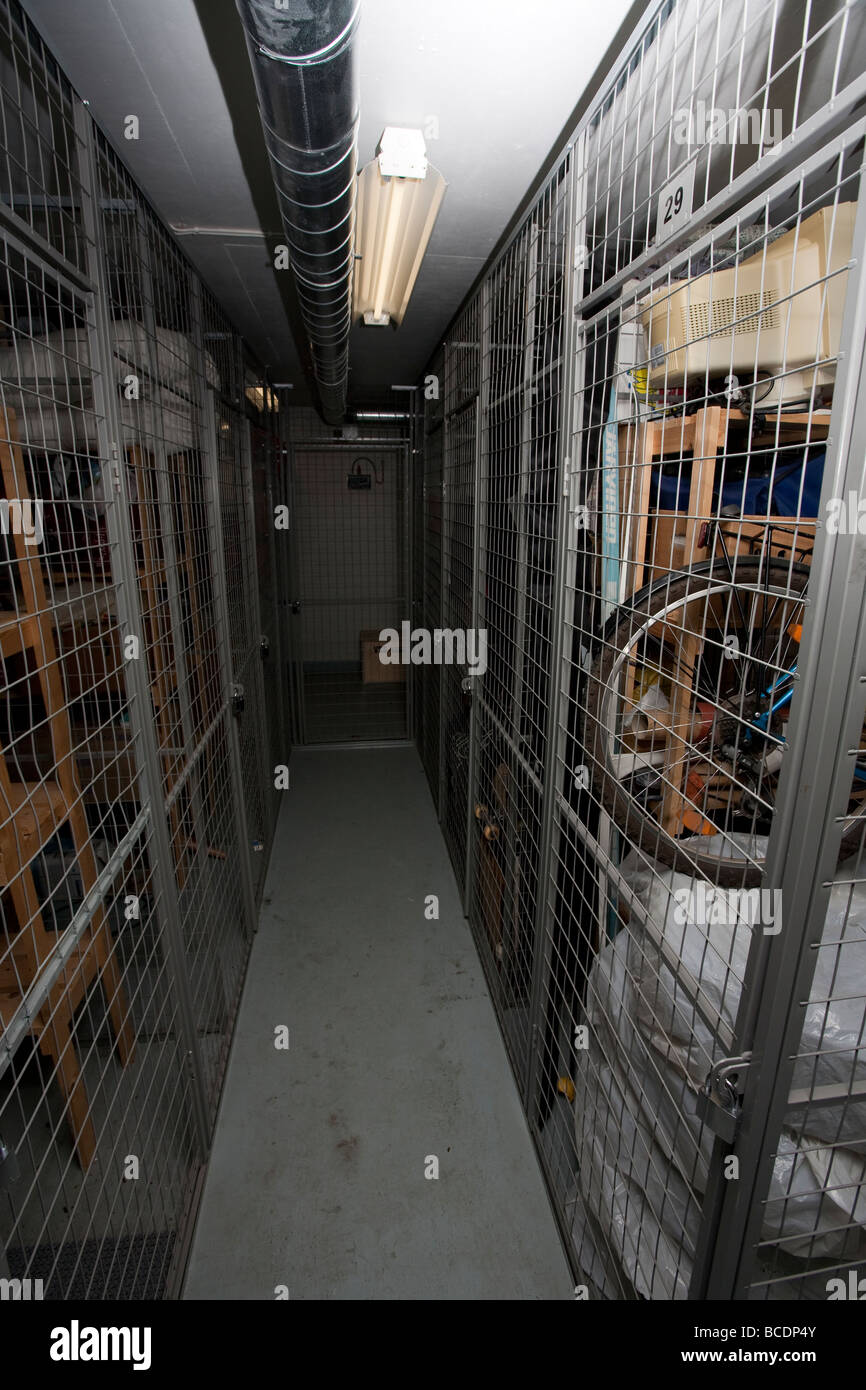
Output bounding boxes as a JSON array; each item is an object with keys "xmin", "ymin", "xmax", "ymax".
[{"xmin": 236, "ymin": 0, "xmax": 361, "ymax": 425}]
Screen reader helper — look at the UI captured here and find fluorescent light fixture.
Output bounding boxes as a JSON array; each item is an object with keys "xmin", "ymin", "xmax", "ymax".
[
  {"xmin": 353, "ymin": 128, "xmax": 446, "ymax": 328},
  {"xmin": 245, "ymin": 385, "xmax": 280, "ymax": 412},
  {"xmin": 354, "ymin": 410, "xmax": 410, "ymax": 420}
]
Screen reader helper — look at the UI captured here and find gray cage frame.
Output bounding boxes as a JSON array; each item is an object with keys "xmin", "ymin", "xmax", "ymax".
[
  {"xmin": 412, "ymin": 0, "xmax": 866, "ymax": 1300},
  {"xmin": 0, "ymin": 0, "xmax": 287, "ymax": 1299}
]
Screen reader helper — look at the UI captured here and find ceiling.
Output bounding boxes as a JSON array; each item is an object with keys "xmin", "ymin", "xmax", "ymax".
[{"xmin": 24, "ymin": 0, "xmax": 637, "ymax": 409}]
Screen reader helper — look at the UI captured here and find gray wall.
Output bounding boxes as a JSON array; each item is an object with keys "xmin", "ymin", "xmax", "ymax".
[{"xmin": 293, "ymin": 445, "xmax": 406, "ymax": 667}]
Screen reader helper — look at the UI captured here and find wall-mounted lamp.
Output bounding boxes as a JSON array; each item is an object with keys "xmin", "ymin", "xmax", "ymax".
[
  {"xmin": 353, "ymin": 128, "xmax": 447, "ymax": 328},
  {"xmin": 347, "ymin": 456, "xmax": 384, "ymax": 490}
]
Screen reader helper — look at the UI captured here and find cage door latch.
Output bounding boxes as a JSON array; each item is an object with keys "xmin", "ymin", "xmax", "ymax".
[{"xmin": 698, "ymin": 1053, "xmax": 752, "ymax": 1143}]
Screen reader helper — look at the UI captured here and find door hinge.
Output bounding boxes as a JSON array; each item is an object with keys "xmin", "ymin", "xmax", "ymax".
[{"xmin": 111, "ymin": 443, "xmax": 121, "ymax": 493}]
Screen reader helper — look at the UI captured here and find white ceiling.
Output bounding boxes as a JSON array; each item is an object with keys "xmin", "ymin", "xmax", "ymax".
[{"xmin": 24, "ymin": 0, "xmax": 637, "ymax": 407}]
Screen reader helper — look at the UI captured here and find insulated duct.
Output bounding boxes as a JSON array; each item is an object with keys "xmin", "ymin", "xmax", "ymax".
[{"xmin": 236, "ymin": 0, "xmax": 360, "ymax": 425}]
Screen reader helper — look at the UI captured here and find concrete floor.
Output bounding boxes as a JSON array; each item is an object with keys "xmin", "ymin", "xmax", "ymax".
[
  {"xmin": 183, "ymin": 747, "xmax": 572, "ymax": 1300},
  {"xmin": 302, "ymin": 670, "xmax": 407, "ymax": 742}
]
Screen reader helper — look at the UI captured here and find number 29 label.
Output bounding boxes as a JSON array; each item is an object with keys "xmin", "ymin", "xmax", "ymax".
[{"xmin": 655, "ymin": 163, "xmax": 696, "ymax": 245}]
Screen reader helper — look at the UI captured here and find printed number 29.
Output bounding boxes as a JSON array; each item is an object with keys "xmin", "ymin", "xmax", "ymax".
[{"xmin": 664, "ymin": 186, "xmax": 684, "ymax": 224}]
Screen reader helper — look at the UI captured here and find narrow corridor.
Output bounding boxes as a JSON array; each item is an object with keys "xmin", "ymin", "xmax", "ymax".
[
  {"xmin": 184, "ymin": 749, "xmax": 571, "ymax": 1299},
  {"xmin": 5, "ymin": 0, "xmax": 865, "ymax": 1330}
]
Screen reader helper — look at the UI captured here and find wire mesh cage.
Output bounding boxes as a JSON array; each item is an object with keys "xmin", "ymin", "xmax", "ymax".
[
  {"xmin": 289, "ymin": 441, "xmax": 409, "ymax": 745},
  {"xmin": 411, "ymin": 0, "xmax": 866, "ymax": 1303},
  {"xmin": 550, "ymin": 106, "xmax": 866, "ymax": 1309},
  {"xmin": 0, "ymin": 1, "xmax": 88, "ymax": 274},
  {"xmin": 420, "ymin": 347, "xmax": 444, "ymax": 812},
  {"xmin": 440, "ymin": 299, "xmax": 479, "ymax": 892},
  {"xmin": 0, "ymin": 0, "xmax": 277, "ymax": 1300},
  {"xmin": 250, "ymin": 415, "xmax": 285, "ymax": 849},
  {"xmin": 410, "ymin": 390, "xmax": 424, "ymax": 751},
  {"xmin": 211, "ymin": 390, "xmax": 269, "ymax": 892},
  {"xmin": 0, "ymin": 223, "xmax": 202, "ymax": 1298},
  {"xmin": 92, "ymin": 140, "xmax": 256, "ymax": 1103},
  {"xmin": 579, "ymin": 0, "xmax": 866, "ymax": 303},
  {"xmin": 3, "ymin": 0, "xmax": 865, "ymax": 1309},
  {"xmin": 466, "ymin": 157, "xmax": 572, "ymax": 1093}
]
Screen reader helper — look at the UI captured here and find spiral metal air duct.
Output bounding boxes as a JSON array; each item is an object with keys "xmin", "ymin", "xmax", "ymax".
[{"xmin": 236, "ymin": 0, "xmax": 360, "ymax": 425}]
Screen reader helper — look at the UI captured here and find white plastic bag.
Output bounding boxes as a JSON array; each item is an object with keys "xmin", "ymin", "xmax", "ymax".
[{"xmin": 573, "ymin": 841, "xmax": 866, "ymax": 1295}]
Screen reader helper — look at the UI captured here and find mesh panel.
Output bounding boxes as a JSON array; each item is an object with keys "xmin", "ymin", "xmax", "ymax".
[
  {"xmin": 420, "ymin": 350, "xmax": 444, "ymax": 810},
  {"xmin": 292, "ymin": 444, "xmax": 408, "ymax": 744},
  {"xmin": 0, "ymin": 0, "xmax": 278, "ymax": 1299},
  {"xmin": 581, "ymin": 0, "xmax": 866, "ymax": 300},
  {"xmin": 251, "ymin": 421, "xmax": 284, "ymax": 828},
  {"xmin": 440, "ymin": 301, "xmax": 479, "ymax": 890},
  {"xmin": 0, "ymin": 2, "xmax": 87, "ymax": 272},
  {"xmin": 0, "ymin": 230, "xmax": 199, "ymax": 1300},
  {"xmin": 93, "ymin": 139, "xmax": 254, "ymax": 1100},
  {"xmin": 467, "ymin": 165, "xmax": 570, "ymax": 1092},
  {"xmin": 412, "ymin": 0, "xmax": 866, "ymax": 1301}
]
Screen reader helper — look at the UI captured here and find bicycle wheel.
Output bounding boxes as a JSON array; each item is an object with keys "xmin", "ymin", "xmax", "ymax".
[{"xmin": 584, "ymin": 556, "xmax": 862, "ymax": 887}]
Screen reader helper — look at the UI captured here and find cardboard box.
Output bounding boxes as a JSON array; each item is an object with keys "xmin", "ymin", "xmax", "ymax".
[{"xmin": 360, "ymin": 629, "xmax": 405, "ymax": 683}]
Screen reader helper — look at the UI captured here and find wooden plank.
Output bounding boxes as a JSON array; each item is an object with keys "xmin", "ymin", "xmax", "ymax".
[
  {"xmin": 0, "ymin": 408, "xmax": 135, "ymax": 1166},
  {"xmin": 661, "ymin": 406, "xmax": 724, "ymax": 838}
]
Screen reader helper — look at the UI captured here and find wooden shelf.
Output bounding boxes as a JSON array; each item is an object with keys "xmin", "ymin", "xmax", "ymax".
[
  {"xmin": 0, "ymin": 611, "xmax": 39, "ymax": 658},
  {"xmin": 0, "ymin": 781, "xmax": 68, "ymax": 885},
  {"xmin": 48, "ymin": 580, "xmax": 116, "ymax": 627},
  {"xmin": 619, "ymin": 403, "xmax": 827, "ymax": 598},
  {"xmin": 0, "ymin": 405, "xmax": 135, "ymax": 1169},
  {"xmin": 10, "ymin": 723, "xmax": 139, "ymax": 806}
]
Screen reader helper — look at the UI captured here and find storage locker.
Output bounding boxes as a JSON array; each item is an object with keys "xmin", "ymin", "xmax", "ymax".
[
  {"xmin": 440, "ymin": 298, "xmax": 479, "ymax": 891},
  {"xmin": 420, "ymin": 347, "xmax": 444, "ymax": 813},
  {"xmin": 0, "ymin": 0, "xmax": 279, "ymax": 1298},
  {"xmin": 412, "ymin": 0, "xmax": 866, "ymax": 1303}
]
